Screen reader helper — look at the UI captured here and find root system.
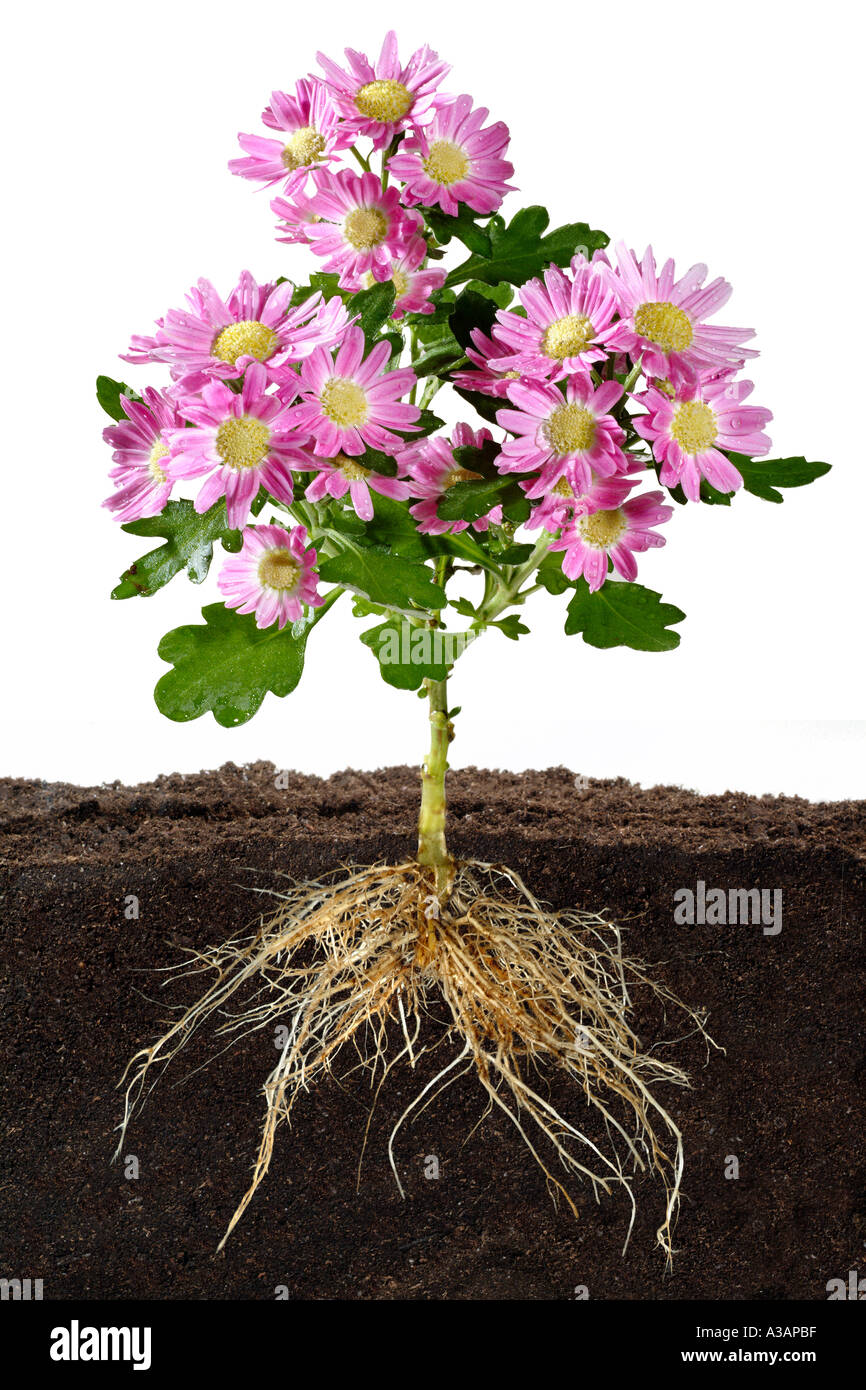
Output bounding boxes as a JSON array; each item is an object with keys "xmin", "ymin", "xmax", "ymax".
[{"xmin": 116, "ymin": 860, "xmax": 715, "ymax": 1260}]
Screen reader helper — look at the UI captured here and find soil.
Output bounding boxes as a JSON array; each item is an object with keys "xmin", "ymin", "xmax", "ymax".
[{"xmin": 1, "ymin": 763, "xmax": 864, "ymax": 1302}]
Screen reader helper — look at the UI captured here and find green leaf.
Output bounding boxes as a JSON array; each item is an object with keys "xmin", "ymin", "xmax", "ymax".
[
  {"xmin": 390, "ymin": 408, "xmax": 445, "ymax": 444},
  {"xmin": 446, "ymin": 207, "xmax": 609, "ymax": 289},
  {"xmin": 155, "ymin": 603, "xmax": 310, "ymax": 727},
  {"xmin": 496, "ymin": 543, "xmax": 535, "ymax": 565},
  {"xmin": 450, "ymin": 439, "xmax": 502, "ymax": 475},
  {"xmin": 290, "ymin": 272, "xmax": 347, "ymax": 307},
  {"xmin": 361, "ymin": 618, "xmax": 458, "ymax": 690},
  {"xmin": 425, "ymin": 206, "xmax": 492, "ymax": 256},
  {"xmin": 449, "ymin": 289, "xmax": 498, "ymax": 352},
  {"xmin": 411, "ymin": 329, "xmax": 464, "ymax": 378},
  {"xmin": 437, "ymin": 476, "xmax": 523, "ymax": 525},
  {"xmin": 453, "ymin": 386, "xmax": 502, "ymax": 427},
  {"xmin": 463, "ymin": 279, "xmax": 513, "ymax": 307},
  {"xmin": 329, "ymin": 493, "xmax": 431, "ymax": 558},
  {"xmin": 490, "ymin": 614, "xmax": 530, "ymax": 640},
  {"xmin": 318, "ymin": 548, "xmax": 445, "ymax": 612},
  {"xmin": 536, "ymin": 551, "xmax": 573, "ymax": 596},
  {"xmin": 413, "ymin": 408, "xmax": 446, "ymax": 438},
  {"xmin": 502, "ymin": 493, "xmax": 531, "ymax": 524},
  {"xmin": 97, "ymin": 375, "xmax": 140, "ymax": 421},
  {"xmin": 351, "ymin": 281, "xmax": 397, "ymax": 344},
  {"xmin": 383, "ymin": 330, "xmax": 404, "ymax": 365},
  {"xmin": 664, "ymin": 478, "xmax": 733, "ymax": 507},
  {"xmin": 565, "ymin": 580, "xmax": 685, "ymax": 652},
  {"xmin": 405, "ymin": 288, "xmax": 456, "ymax": 329},
  {"xmin": 328, "ymin": 494, "xmax": 503, "ymax": 573},
  {"xmin": 449, "ymin": 596, "xmax": 477, "ymax": 619},
  {"xmin": 728, "ymin": 453, "xmax": 831, "ymax": 504},
  {"xmin": 112, "ymin": 499, "xmax": 240, "ymax": 599}
]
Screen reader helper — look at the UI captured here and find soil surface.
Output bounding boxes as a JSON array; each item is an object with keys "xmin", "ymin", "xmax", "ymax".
[{"xmin": 2, "ymin": 764, "xmax": 864, "ymax": 1301}]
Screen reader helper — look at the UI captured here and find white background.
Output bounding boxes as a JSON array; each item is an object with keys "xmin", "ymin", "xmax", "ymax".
[{"xmin": 2, "ymin": 0, "xmax": 864, "ymax": 798}]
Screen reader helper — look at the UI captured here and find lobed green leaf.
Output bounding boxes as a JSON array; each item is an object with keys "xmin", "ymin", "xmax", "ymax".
[
  {"xmin": 155, "ymin": 603, "xmax": 310, "ymax": 727},
  {"xmin": 351, "ymin": 281, "xmax": 397, "ymax": 345},
  {"xmin": 112, "ymin": 499, "xmax": 241, "ymax": 599},
  {"xmin": 445, "ymin": 206, "xmax": 609, "ymax": 289},
  {"xmin": 360, "ymin": 618, "xmax": 455, "ymax": 690},
  {"xmin": 564, "ymin": 580, "xmax": 685, "ymax": 652},
  {"xmin": 728, "ymin": 453, "xmax": 831, "ymax": 504},
  {"xmin": 97, "ymin": 375, "xmax": 140, "ymax": 421},
  {"xmin": 318, "ymin": 548, "xmax": 445, "ymax": 612}
]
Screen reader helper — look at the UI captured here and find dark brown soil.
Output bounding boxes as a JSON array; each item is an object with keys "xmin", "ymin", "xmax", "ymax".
[{"xmin": 1, "ymin": 764, "xmax": 864, "ymax": 1301}]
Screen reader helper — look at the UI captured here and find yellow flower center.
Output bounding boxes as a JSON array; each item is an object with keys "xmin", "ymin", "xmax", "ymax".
[
  {"xmin": 545, "ymin": 403, "xmax": 597, "ymax": 455},
  {"xmin": 542, "ymin": 314, "xmax": 595, "ymax": 360},
  {"xmin": 362, "ymin": 266, "xmax": 410, "ymax": 297},
  {"xmin": 320, "ymin": 378, "xmax": 369, "ymax": 427},
  {"xmin": 443, "ymin": 466, "xmax": 482, "ymax": 488},
  {"xmin": 633, "ymin": 301, "xmax": 693, "ymax": 353},
  {"xmin": 336, "ymin": 454, "xmax": 372, "ymax": 480},
  {"xmin": 578, "ymin": 508, "xmax": 626, "ymax": 549},
  {"xmin": 212, "ymin": 320, "xmax": 280, "ymax": 366},
  {"xmin": 148, "ymin": 441, "xmax": 170, "ymax": 484},
  {"xmin": 422, "ymin": 139, "xmax": 470, "ymax": 186},
  {"xmin": 257, "ymin": 549, "xmax": 301, "ymax": 592},
  {"xmin": 552, "ymin": 476, "xmax": 575, "ymax": 499},
  {"xmin": 670, "ymin": 400, "xmax": 718, "ymax": 454},
  {"xmin": 281, "ymin": 126, "xmax": 326, "ymax": 171},
  {"xmin": 343, "ymin": 206, "xmax": 389, "ymax": 250},
  {"xmin": 355, "ymin": 79, "xmax": 412, "ymax": 123},
  {"xmin": 215, "ymin": 416, "xmax": 271, "ymax": 470}
]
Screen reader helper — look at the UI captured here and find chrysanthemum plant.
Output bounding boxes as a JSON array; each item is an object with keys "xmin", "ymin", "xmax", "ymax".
[{"xmin": 102, "ymin": 33, "xmax": 830, "ymax": 1259}]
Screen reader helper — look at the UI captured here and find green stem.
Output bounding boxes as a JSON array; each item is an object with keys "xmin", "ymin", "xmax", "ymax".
[
  {"xmin": 473, "ymin": 533, "xmax": 551, "ymax": 629},
  {"xmin": 308, "ymin": 585, "xmax": 343, "ymax": 628},
  {"xmin": 349, "ymin": 145, "xmax": 371, "ymax": 173},
  {"xmin": 419, "ymin": 376, "xmax": 445, "ymax": 410},
  {"xmin": 416, "ymin": 556, "xmax": 454, "ymax": 899},
  {"xmin": 380, "ymin": 133, "xmax": 402, "ymax": 192}
]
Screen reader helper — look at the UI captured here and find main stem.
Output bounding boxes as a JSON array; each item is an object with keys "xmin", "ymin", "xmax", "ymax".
[
  {"xmin": 416, "ymin": 558, "xmax": 454, "ymax": 899},
  {"xmin": 417, "ymin": 672, "xmax": 452, "ymax": 895}
]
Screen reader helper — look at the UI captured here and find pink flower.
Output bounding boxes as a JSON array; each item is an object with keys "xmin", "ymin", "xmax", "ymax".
[
  {"xmin": 165, "ymin": 364, "xmax": 309, "ymax": 528},
  {"xmin": 402, "ymin": 424, "xmax": 503, "ymax": 535},
  {"xmin": 361, "ymin": 235, "xmax": 446, "ymax": 317},
  {"xmin": 387, "ymin": 94, "xmax": 514, "ymax": 216},
  {"xmin": 273, "ymin": 170, "xmax": 420, "ymax": 289},
  {"xmin": 282, "ymin": 325, "xmax": 419, "ymax": 457},
  {"xmin": 523, "ymin": 471, "xmax": 638, "ymax": 534},
  {"xmin": 450, "ymin": 327, "xmax": 522, "ymax": 399},
  {"xmin": 304, "ymin": 453, "xmax": 410, "ymax": 521},
  {"xmin": 493, "ymin": 257, "xmax": 619, "ymax": 380},
  {"xmin": 218, "ymin": 524, "xmax": 323, "ymax": 629},
  {"xmin": 497, "ymin": 376, "xmax": 627, "ymax": 495},
  {"xmin": 123, "ymin": 271, "xmax": 348, "ymax": 386},
  {"xmin": 229, "ymin": 79, "xmax": 348, "ymax": 194},
  {"xmin": 267, "ymin": 195, "xmax": 322, "ymax": 245},
  {"xmin": 103, "ymin": 388, "xmax": 182, "ymax": 522},
  {"xmin": 316, "ymin": 30, "xmax": 449, "ymax": 149},
  {"xmin": 634, "ymin": 375, "xmax": 773, "ymax": 502},
  {"xmin": 605, "ymin": 244, "xmax": 758, "ymax": 386},
  {"xmin": 549, "ymin": 492, "xmax": 673, "ymax": 591}
]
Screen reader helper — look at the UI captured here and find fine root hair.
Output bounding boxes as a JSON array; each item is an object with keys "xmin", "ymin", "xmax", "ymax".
[{"xmin": 115, "ymin": 860, "xmax": 716, "ymax": 1260}]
